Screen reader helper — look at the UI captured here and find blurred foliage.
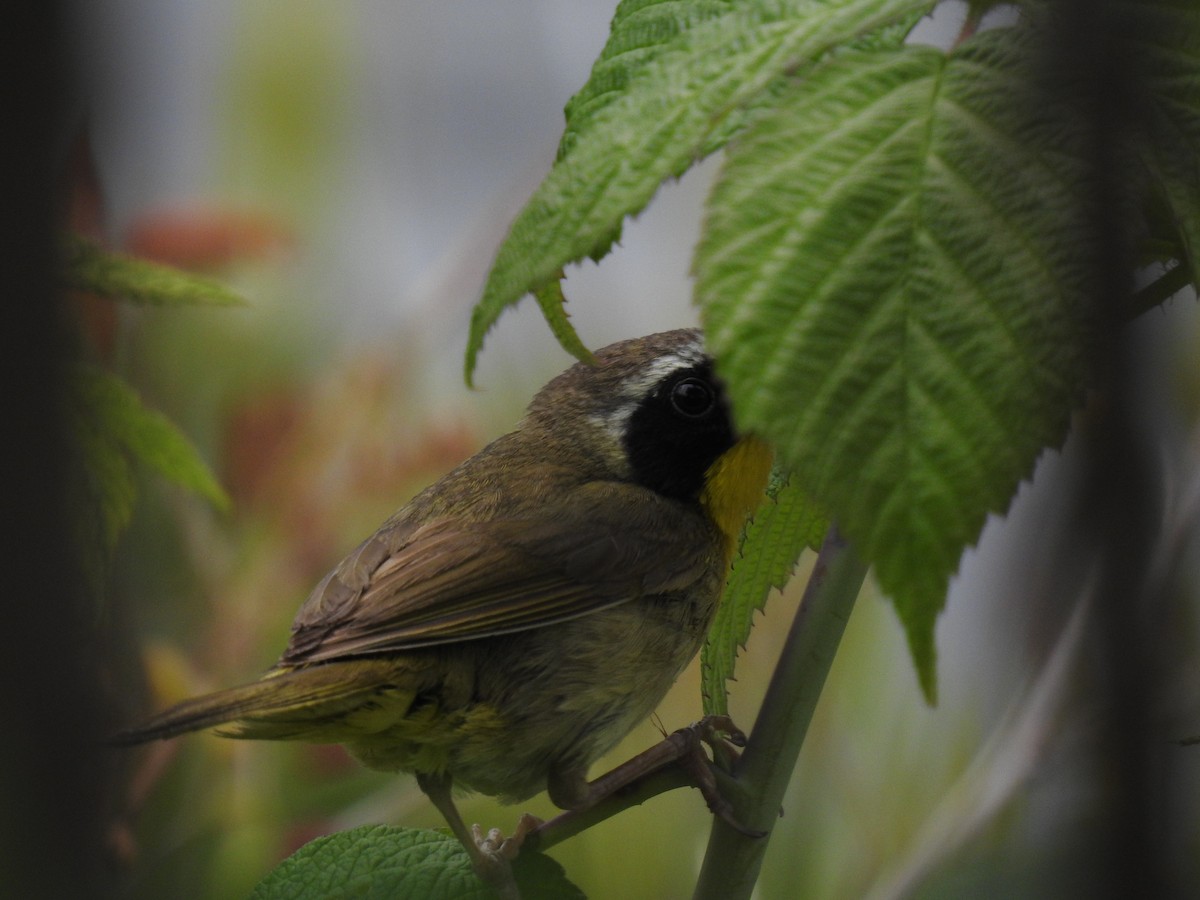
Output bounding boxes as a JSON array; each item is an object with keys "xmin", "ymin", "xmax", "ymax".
[
  {"xmin": 220, "ymin": 0, "xmax": 353, "ymax": 218},
  {"xmin": 64, "ymin": 235, "xmax": 241, "ymax": 595},
  {"xmin": 64, "ymin": 234, "xmax": 248, "ymax": 308},
  {"xmin": 68, "ymin": 362, "xmax": 230, "ymax": 592}
]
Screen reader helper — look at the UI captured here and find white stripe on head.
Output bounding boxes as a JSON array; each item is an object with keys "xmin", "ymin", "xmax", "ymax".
[
  {"xmin": 617, "ymin": 343, "xmax": 707, "ymax": 401},
  {"xmin": 589, "ymin": 337, "xmax": 709, "ymax": 445}
]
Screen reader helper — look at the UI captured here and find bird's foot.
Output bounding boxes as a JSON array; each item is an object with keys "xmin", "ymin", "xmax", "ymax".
[
  {"xmin": 471, "ymin": 812, "xmax": 543, "ymax": 862},
  {"xmin": 465, "ymin": 813, "xmax": 544, "ymax": 900}
]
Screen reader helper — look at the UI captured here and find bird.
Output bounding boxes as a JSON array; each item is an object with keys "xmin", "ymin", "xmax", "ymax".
[{"xmin": 114, "ymin": 327, "xmax": 773, "ymax": 893}]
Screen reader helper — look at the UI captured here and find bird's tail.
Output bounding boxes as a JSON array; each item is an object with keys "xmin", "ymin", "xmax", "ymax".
[{"xmin": 110, "ymin": 661, "xmax": 398, "ymax": 745}]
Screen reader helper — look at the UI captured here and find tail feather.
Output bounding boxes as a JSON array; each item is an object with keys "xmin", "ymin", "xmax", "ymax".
[{"xmin": 110, "ymin": 663, "xmax": 390, "ymax": 745}]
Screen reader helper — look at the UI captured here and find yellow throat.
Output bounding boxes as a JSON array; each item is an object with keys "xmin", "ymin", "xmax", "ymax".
[{"xmin": 700, "ymin": 435, "xmax": 774, "ymax": 556}]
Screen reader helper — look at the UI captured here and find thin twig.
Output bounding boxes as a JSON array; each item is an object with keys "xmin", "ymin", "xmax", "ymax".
[
  {"xmin": 1129, "ymin": 262, "xmax": 1194, "ymax": 321},
  {"xmin": 530, "ymin": 767, "xmax": 693, "ymax": 851}
]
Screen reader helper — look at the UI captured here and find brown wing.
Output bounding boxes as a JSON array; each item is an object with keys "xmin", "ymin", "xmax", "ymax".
[{"xmin": 280, "ymin": 482, "xmax": 721, "ymax": 665}]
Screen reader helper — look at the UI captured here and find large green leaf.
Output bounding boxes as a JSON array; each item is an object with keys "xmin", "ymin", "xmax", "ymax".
[
  {"xmin": 250, "ymin": 825, "xmax": 584, "ymax": 900},
  {"xmin": 697, "ymin": 31, "xmax": 1094, "ymax": 699},
  {"xmin": 465, "ymin": 0, "xmax": 938, "ymax": 383}
]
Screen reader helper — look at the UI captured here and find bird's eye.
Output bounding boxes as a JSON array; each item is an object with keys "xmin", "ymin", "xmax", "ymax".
[{"xmin": 670, "ymin": 377, "xmax": 716, "ymax": 418}]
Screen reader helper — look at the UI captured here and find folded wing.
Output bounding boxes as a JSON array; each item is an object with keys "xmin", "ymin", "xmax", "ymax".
[{"xmin": 281, "ymin": 482, "xmax": 719, "ymax": 665}]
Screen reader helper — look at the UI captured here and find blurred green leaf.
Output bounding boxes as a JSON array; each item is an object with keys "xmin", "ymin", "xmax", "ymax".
[
  {"xmin": 68, "ymin": 396, "xmax": 138, "ymax": 588},
  {"xmin": 465, "ymin": 0, "xmax": 938, "ymax": 383},
  {"xmin": 62, "ymin": 234, "xmax": 247, "ymax": 307},
  {"xmin": 250, "ymin": 825, "xmax": 585, "ymax": 900},
  {"xmin": 71, "ymin": 364, "xmax": 230, "ymax": 513},
  {"xmin": 697, "ymin": 31, "xmax": 1095, "ymax": 700},
  {"xmin": 702, "ymin": 470, "xmax": 827, "ymax": 716}
]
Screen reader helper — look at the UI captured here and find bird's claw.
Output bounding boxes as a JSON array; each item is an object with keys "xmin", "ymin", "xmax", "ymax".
[
  {"xmin": 471, "ymin": 813, "xmax": 543, "ymax": 862},
  {"xmin": 669, "ymin": 715, "xmax": 765, "ymax": 839}
]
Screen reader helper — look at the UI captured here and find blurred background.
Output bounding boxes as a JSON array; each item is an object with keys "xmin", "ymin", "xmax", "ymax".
[{"xmin": 65, "ymin": 1, "xmax": 1200, "ymax": 897}]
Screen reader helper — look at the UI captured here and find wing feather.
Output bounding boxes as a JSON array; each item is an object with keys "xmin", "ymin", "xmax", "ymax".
[{"xmin": 281, "ymin": 482, "xmax": 720, "ymax": 665}]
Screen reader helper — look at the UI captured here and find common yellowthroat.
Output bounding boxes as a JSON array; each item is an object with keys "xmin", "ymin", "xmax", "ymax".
[{"xmin": 116, "ymin": 328, "xmax": 772, "ymax": 891}]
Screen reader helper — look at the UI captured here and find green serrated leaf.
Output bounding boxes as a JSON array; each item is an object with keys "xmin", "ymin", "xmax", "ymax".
[
  {"xmin": 702, "ymin": 471, "xmax": 827, "ymax": 716},
  {"xmin": 71, "ymin": 365, "xmax": 230, "ymax": 511},
  {"xmin": 533, "ymin": 278, "xmax": 596, "ymax": 366},
  {"xmin": 556, "ymin": 0, "xmax": 740, "ymax": 257},
  {"xmin": 250, "ymin": 825, "xmax": 584, "ymax": 900},
  {"xmin": 465, "ymin": 0, "xmax": 938, "ymax": 383},
  {"xmin": 559, "ymin": 0, "xmax": 736, "ymax": 159},
  {"xmin": 698, "ymin": 30, "xmax": 1093, "ymax": 701},
  {"xmin": 62, "ymin": 234, "xmax": 248, "ymax": 307}
]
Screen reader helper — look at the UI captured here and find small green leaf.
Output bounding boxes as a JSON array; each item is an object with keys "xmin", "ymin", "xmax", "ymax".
[
  {"xmin": 465, "ymin": 0, "xmax": 938, "ymax": 383},
  {"xmin": 62, "ymin": 234, "xmax": 247, "ymax": 307},
  {"xmin": 703, "ymin": 471, "xmax": 827, "ymax": 716},
  {"xmin": 71, "ymin": 365, "xmax": 230, "ymax": 512},
  {"xmin": 697, "ymin": 30, "xmax": 1094, "ymax": 700},
  {"xmin": 250, "ymin": 825, "xmax": 584, "ymax": 900}
]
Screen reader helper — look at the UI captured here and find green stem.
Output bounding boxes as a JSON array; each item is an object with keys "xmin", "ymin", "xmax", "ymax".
[{"xmin": 693, "ymin": 526, "xmax": 868, "ymax": 900}]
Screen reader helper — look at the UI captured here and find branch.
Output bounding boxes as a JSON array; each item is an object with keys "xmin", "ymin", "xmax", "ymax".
[
  {"xmin": 529, "ymin": 725, "xmax": 751, "ymax": 850},
  {"xmin": 694, "ymin": 526, "xmax": 868, "ymax": 899},
  {"xmin": 530, "ymin": 767, "xmax": 692, "ymax": 851}
]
